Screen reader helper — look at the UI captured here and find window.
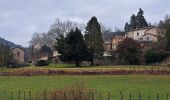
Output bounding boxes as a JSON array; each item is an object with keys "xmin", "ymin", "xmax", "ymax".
[
  {"xmin": 139, "ymin": 38, "xmax": 143, "ymax": 40},
  {"xmin": 137, "ymin": 33, "xmax": 139, "ymax": 36},
  {"xmin": 147, "ymin": 37, "xmax": 149, "ymax": 40},
  {"xmin": 17, "ymin": 52, "xmax": 19, "ymax": 56}
]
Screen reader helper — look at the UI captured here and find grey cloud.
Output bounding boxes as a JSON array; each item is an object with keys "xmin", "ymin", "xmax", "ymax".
[{"xmin": 0, "ymin": 0, "xmax": 169, "ymax": 46}]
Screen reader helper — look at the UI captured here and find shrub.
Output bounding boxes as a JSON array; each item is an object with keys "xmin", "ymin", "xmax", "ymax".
[
  {"xmin": 35, "ymin": 60, "xmax": 49, "ymax": 66},
  {"xmin": 144, "ymin": 49, "xmax": 169, "ymax": 63},
  {"xmin": 117, "ymin": 38, "xmax": 141, "ymax": 65},
  {"xmin": 7, "ymin": 63, "xmax": 30, "ymax": 68}
]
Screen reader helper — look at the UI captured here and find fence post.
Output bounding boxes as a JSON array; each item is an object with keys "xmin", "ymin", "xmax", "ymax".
[
  {"xmin": 24, "ymin": 91, "xmax": 25, "ymax": 100},
  {"xmin": 167, "ymin": 93, "xmax": 169, "ymax": 100},
  {"xmin": 157, "ymin": 94, "xmax": 160, "ymax": 100},
  {"xmin": 108, "ymin": 92, "xmax": 110, "ymax": 100},
  {"xmin": 129, "ymin": 93, "xmax": 131, "ymax": 100},
  {"xmin": 18, "ymin": 91, "xmax": 21, "ymax": 100},
  {"xmin": 79, "ymin": 91, "xmax": 82, "ymax": 100},
  {"xmin": 139, "ymin": 92, "xmax": 141, "ymax": 100},
  {"xmin": 29, "ymin": 91, "xmax": 31, "ymax": 100},
  {"xmin": 148, "ymin": 93, "xmax": 150, "ymax": 100},
  {"xmin": 44, "ymin": 90, "xmax": 47, "ymax": 100},
  {"xmin": 120, "ymin": 91, "xmax": 123, "ymax": 100},
  {"xmin": 64, "ymin": 91, "xmax": 66, "ymax": 100},
  {"xmin": 99, "ymin": 92, "xmax": 102, "ymax": 100},
  {"xmin": 2, "ymin": 90, "xmax": 6, "ymax": 100},
  {"xmin": 72, "ymin": 90, "xmax": 74, "ymax": 100},
  {"xmin": 11, "ymin": 91, "xmax": 12, "ymax": 100},
  {"xmin": 54, "ymin": 92, "xmax": 57, "ymax": 100},
  {"xmin": 92, "ymin": 92, "xmax": 94, "ymax": 100},
  {"xmin": 36, "ymin": 91, "xmax": 38, "ymax": 100}
]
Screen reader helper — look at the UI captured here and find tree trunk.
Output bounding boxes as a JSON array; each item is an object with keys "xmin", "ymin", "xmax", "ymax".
[
  {"xmin": 75, "ymin": 60, "xmax": 80, "ymax": 67},
  {"xmin": 90, "ymin": 58, "xmax": 94, "ymax": 66}
]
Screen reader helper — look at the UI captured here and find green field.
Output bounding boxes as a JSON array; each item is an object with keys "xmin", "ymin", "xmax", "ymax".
[{"xmin": 0, "ymin": 75, "xmax": 169, "ymax": 99}]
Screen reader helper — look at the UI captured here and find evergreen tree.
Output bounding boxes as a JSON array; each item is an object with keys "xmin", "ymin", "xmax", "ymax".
[
  {"xmin": 165, "ymin": 26, "xmax": 170, "ymax": 50},
  {"xmin": 117, "ymin": 38, "xmax": 141, "ymax": 65},
  {"xmin": 125, "ymin": 8, "xmax": 148, "ymax": 30},
  {"xmin": 66, "ymin": 28, "xmax": 87, "ymax": 66},
  {"xmin": 0, "ymin": 45, "xmax": 10, "ymax": 67},
  {"xmin": 55, "ymin": 28, "xmax": 88, "ymax": 67},
  {"xmin": 124, "ymin": 22, "xmax": 130, "ymax": 31},
  {"xmin": 55, "ymin": 34, "xmax": 68, "ymax": 62},
  {"xmin": 158, "ymin": 15, "xmax": 170, "ymax": 50},
  {"xmin": 136, "ymin": 8, "xmax": 148, "ymax": 28},
  {"xmin": 130, "ymin": 14, "xmax": 137, "ymax": 29},
  {"xmin": 84, "ymin": 16, "xmax": 104, "ymax": 66}
]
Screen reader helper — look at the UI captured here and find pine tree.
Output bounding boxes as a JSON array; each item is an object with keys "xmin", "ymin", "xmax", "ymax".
[
  {"xmin": 84, "ymin": 16, "xmax": 104, "ymax": 66},
  {"xmin": 125, "ymin": 8, "xmax": 148, "ymax": 30},
  {"xmin": 55, "ymin": 28, "xmax": 88, "ymax": 67},
  {"xmin": 136, "ymin": 8, "xmax": 148, "ymax": 28},
  {"xmin": 117, "ymin": 38, "xmax": 141, "ymax": 64},
  {"xmin": 130, "ymin": 14, "xmax": 137, "ymax": 29},
  {"xmin": 124, "ymin": 22, "xmax": 130, "ymax": 31},
  {"xmin": 0, "ymin": 45, "xmax": 10, "ymax": 67},
  {"xmin": 165, "ymin": 26, "xmax": 170, "ymax": 51},
  {"xmin": 55, "ymin": 34, "xmax": 68, "ymax": 61},
  {"xmin": 66, "ymin": 28, "xmax": 87, "ymax": 66}
]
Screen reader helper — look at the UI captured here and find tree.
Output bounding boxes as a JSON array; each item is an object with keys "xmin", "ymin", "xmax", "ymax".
[
  {"xmin": 0, "ymin": 45, "xmax": 11, "ymax": 67},
  {"xmin": 55, "ymin": 34, "xmax": 68, "ymax": 62},
  {"xmin": 116, "ymin": 38, "xmax": 141, "ymax": 65},
  {"xmin": 136, "ymin": 8, "xmax": 148, "ymax": 28},
  {"xmin": 55, "ymin": 28, "xmax": 88, "ymax": 67},
  {"xmin": 165, "ymin": 25, "xmax": 170, "ymax": 50},
  {"xmin": 158, "ymin": 15, "xmax": 170, "ymax": 50},
  {"xmin": 84, "ymin": 16, "xmax": 104, "ymax": 66},
  {"xmin": 29, "ymin": 18, "xmax": 84, "ymax": 50},
  {"xmin": 66, "ymin": 28, "xmax": 87, "ymax": 66},
  {"xmin": 124, "ymin": 22, "xmax": 130, "ymax": 31},
  {"xmin": 144, "ymin": 49, "xmax": 169, "ymax": 63},
  {"xmin": 130, "ymin": 14, "xmax": 137, "ymax": 29},
  {"xmin": 125, "ymin": 8, "xmax": 148, "ymax": 30}
]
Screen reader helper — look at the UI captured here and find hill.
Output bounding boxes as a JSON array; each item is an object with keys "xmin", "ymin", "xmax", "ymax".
[{"xmin": 0, "ymin": 37, "xmax": 21, "ymax": 48}]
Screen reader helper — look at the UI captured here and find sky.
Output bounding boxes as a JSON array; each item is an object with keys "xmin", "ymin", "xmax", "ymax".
[{"xmin": 0, "ymin": 0, "xmax": 170, "ymax": 47}]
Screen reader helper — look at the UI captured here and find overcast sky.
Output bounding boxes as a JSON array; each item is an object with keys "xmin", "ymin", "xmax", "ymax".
[{"xmin": 0, "ymin": 0, "xmax": 170, "ymax": 46}]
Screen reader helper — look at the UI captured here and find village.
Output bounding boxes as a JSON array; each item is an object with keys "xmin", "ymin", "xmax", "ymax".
[
  {"xmin": 1, "ymin": 9, "xmax": 168, "ymax": 67},
  {"xmin": 0, "ymin": 3, "xmax": 170, "ymax": 99}
]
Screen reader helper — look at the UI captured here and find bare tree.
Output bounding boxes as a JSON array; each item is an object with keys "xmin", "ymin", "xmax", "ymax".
[{"xmin": 29, "ymin": 18, "xmax": 85, "ymax": 50}]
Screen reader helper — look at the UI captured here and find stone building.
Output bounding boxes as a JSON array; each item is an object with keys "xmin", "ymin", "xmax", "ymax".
[{"xmin": 11, "ymin": 47, "xmax": 24, "ymax": 64}]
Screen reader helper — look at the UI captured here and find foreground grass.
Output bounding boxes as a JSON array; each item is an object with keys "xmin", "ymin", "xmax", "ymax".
[{"xmin": 0, "ymin": 75, "xmax": 169, "ymax": 99}]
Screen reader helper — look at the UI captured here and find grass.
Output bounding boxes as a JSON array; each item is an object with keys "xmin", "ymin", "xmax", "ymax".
[
  {"xmin": 47, "ymin": 63, "xmax": 75, "ymax": 68},
  {"xmin": 0, "ymin": 75, "xmax": 169, "ymax": 99},
  {"xmin": 46, "ymin": 63, "xmax": 156, "ymax": 68}
]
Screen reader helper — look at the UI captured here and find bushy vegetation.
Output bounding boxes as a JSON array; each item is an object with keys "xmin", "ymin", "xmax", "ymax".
[
  {"xmin": 116, "ymin": 38, "xmax": 141, "ymax": 65},
  {"xmin": 35, "ymin": 60, "xmax": 49, "ymax": 66},
  {"xmin": 0, "ymin": 45, "xmax": 11, "ymax": 67},
  {"xmin": 124, "ymin": 8, "xmax": 148, "ymax": 31},
  {"xmin": 144, "ymin": 49, "xmax": 169, "ymax": 63},
  {"xmin": 55, "ymin": 17, "xmax": 104, "ymax": 67}
]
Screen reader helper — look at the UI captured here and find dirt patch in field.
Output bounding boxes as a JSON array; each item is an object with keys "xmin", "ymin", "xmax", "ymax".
[{"xmin": 0, "ymin": 67, "xmax": 170, "ymax": 76}]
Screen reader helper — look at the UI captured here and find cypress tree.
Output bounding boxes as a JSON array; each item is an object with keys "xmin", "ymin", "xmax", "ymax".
[
  {"xmin": 124, "ymin": 22, "xmax": 130, "ymax": 31},
  {"xmin": 136, "ymin": 8, "xmax": 148, "ymax": 28},
  {"xmin": 125, "ymin": 8, "xmax": 149, "ymax": 30},
  {"xmin": 66, "ymin": 28, "xmax": 87, "ymax": 67},
  {"xmin": 84, "ymin": 16, "xmax": 104, "ymax": 66},
  {"xmin": 130, "ymin": 14, "xmax": 137, "ymax": 29}
]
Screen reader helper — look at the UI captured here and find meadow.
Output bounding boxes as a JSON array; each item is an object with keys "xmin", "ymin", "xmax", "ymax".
[
  {"xmin": 0, "ymin": 65, "xmax": 169, "ymax": 99},
  {"xmin": 0, "ymin": 75, "xmax": 169, "ymax": 100}
]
